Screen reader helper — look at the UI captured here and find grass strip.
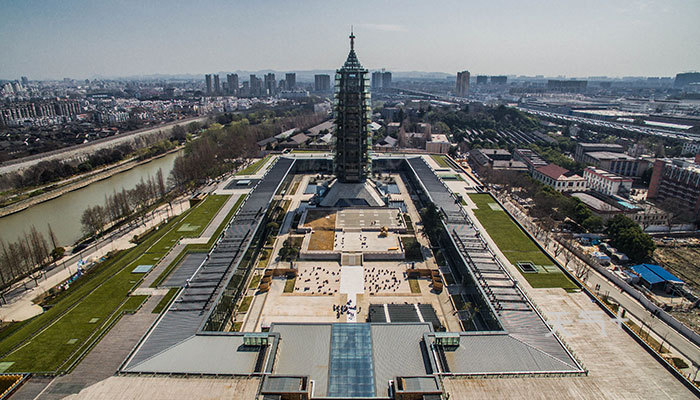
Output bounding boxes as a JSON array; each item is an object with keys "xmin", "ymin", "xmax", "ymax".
[
  {"xmin": 284, "ymin": 277, "xmax": 296, "ymax": 293},
  {"xmin": 152, "ymin": 288, "xmax": 180, "ymax": 314},
  {"xmin": 248, "ymin": 275, "xmax": 261, "ymax": 290},
  {"xmin": 431, "ymin": 154, "xmax": 451, "ymax": 169},
  {"xmin": 409, "ymin": 279, "xmax": 421, "ymax": 293},
  {"xmin": 236, "ymin": 155, "xmax": 271, "ymax": 176},
  {"xmin": 468, "ymin": 193, "xmax": 576, "ymax": 290},
  {"xmin": 238, "ymin": 296, "xmax": 253, "ymax": 313}
]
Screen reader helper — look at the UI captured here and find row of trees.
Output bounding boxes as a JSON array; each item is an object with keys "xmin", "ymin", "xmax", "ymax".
[
  {"xmin": 81, "ymin": 169, "xmax": 168, "ymax": 237},
  {"xmin": 479, "ymin": 168, "xmax": 604, "ymax": 233},
  {"xmin": 169, "ymin": 110, "xmax": 326, "ymax": 191},
  {"xmin": 0, "ymin": 225, "xmax": 61, "ymax": 288}
]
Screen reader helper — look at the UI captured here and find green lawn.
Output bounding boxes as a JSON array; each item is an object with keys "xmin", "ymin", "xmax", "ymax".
[
  {"xmin": 468, "ymin": 193, "xmax": 576, "ymax": 290},
  {"xmin": 248, "ymin": 274, "xmax": 261, "ymax": 290},
  {"xmin": 431, "ymin": 154, "xmax": 451, "ymax": 169},
  {"xmin": 408, "ymin": 278, "xmax": 421, "ymax": 293},
  {"xmin": 0, "ymin": 195, "xmax": 228, "ymax": 373},
  {"xmin": 284, "ymin": 277, "xmax": 296, "ymax": 293},
  {"xmin": 238, "ymin": 296, "xmax": 253, "ymax": 313},
  {"xmin": 152, "ymin": 288, "xmax": 180, "ymax": 314},
  {"xmin": 236, "ymin": 155, "xmax": 272, "ymax": 176}
]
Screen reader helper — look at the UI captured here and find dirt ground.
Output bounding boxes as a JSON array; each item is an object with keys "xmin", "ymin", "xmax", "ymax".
[
  {"xmin": 306, "ymin": 209, "xmax": 337, "ymax": 251},
  {"xmin": 305, "ymin": 209, "xmax": 337, "ymax": 230},
  {"xmin": 654, "ymin": 246, "xmax": 700, "ymax": 294},
  {"xmin": 654, "ymin": 245, "xmax": 700, "ymax": 335}
]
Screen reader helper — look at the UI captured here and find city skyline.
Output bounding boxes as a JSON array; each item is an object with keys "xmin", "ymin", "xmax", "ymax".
[{"xmin": 1, "ymin": 0, "xmax": 699, "ymax": 80}]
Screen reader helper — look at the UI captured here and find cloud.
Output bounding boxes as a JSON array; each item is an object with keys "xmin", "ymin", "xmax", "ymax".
[{"xmin": 357, "ymin": 23, "xmax": 407, "ymax": 32}]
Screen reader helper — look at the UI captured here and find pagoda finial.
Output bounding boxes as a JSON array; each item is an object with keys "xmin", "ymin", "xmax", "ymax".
[{"xmin": 350, "ymin": 26, "xmax": 355, "ymax": 50}]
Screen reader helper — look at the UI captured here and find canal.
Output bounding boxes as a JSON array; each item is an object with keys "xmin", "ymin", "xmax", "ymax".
[{"xmin": 0, "ymin": 151, "xmax": 182, "ymax": 247}]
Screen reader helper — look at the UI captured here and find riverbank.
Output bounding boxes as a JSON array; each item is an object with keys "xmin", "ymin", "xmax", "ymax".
[
  {"xmin": 0, "ymin": 116, "xmax": 207, "ymax": 175},
  {"xmin": 0, "ymin": 147, "xmax": 183, "ymax": 218}
]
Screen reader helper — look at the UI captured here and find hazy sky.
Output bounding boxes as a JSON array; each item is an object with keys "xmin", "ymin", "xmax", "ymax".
[{"xmin": 1, "ymin": 0, "xmax": 699, "ymax": 80}]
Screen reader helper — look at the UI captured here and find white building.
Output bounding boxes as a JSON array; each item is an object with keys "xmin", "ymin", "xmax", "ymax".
[
  {"xmin": 533, "ymin": 164, "xmax": 586, "ymax": 192},
  {"xmin": 583, "ymin": 167, "xmax": 633, "ymax": 197}
]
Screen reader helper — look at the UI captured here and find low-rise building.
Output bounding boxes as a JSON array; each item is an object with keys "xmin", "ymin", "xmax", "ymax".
[
  {"xmin": 579, "ymin": 151, "xmax": 648, "ymax": 177},
  {"xmin": 532, "ymin": 164, "xmax": 586, "ymax": 192},
  {"xmin": 574, "ymin": 142, "xmax": 624, "ymax": 163},
  {"xmin": 425, "ymin": 134, "xmax": 451, "ymax": 154},
  {"xmin": 386, "ymin": 122, "xmax": 401, "ymax": 135},
  {"xmin": 583, "ymin": 167, "xmax": 633, "ymax": 197},
  {"xmin": 683, "ymin": 141, "xmax": 700, "ymax": 155},
  {"xmin": 513, "ymin": 148, "xmax": 548, "ymax": 173}
]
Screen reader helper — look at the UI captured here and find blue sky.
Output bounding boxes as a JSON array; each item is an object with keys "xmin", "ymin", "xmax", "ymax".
[{"xmin": 1, "ymin": 0, "xmax": 698, "ymax": 79}]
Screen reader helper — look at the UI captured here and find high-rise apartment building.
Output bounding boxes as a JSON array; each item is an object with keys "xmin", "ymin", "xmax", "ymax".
[
  {"xmin": 205, "ymin": 74, "xmax": 212, "ymax": 95},
  {"xmin": 334, "ymin": 31, "xmax": 371, "ymax": 183},
  {"xmin": 382, "ymin": 71, "xmax": 392, "ymax": 89},
  {"xmin": 456, "ymin": 71, "xmax": 470, "ymax": 96},
  {"xmin": 476, "ymin": 75, "xmax": 488, "ymax": 85},
  {"xmin": 314, "ymin": 74, "xmax": 331, "ymax": 92},
  {"xmin": 285, "ymin": 73, "xmax": 296, "ymax": 90},
  {"xmin": 371, "ymin": 71, "xmax": 383, "ymax": 90},
  {"xmin": 264, "ymin": 73, "xmax": 276, "ymax": 96},
  {"xmin": 213, "ymin": 75, "xmax": 221, "ymax": 95},
  {"xmin": 250, "ymin": 75, "xmax": 262, "ymax": 97},
  {"xmin": 371, "ymin": 70, "xmax": 392, "ymax": 90},
  {"xmin": 226, "ymin": 73, "xmax": 239, "ymax": 96}
]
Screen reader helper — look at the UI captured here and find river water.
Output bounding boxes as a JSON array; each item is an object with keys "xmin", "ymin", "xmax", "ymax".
[{"xmin": 0, "ymin": 151, "xmax": 181, "ymax": 247}]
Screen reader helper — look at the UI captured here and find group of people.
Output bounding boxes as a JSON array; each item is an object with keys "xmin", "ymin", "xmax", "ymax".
[
  {"xmin": 334, "ymin": 299, "xmax": 360, "ymax": 319},
  {"xmin": 364, "ymin": 267, "xmax": 405, "ymax": 294},
  {"xmin": 296, "ymin": 265, "xmax": 339, "ymax": 295}
]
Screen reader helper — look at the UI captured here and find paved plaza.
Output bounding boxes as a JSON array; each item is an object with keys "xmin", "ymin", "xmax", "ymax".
[
  {"xmin": 334, "ymin": 231, "xmax": 400, "ymax": 252},
  {"xmin": 336, "ymin": 208, "xmax": 402, "ymax": 229}
]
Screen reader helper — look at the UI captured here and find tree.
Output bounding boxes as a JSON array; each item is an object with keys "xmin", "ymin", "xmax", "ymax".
[
  {"xmin": 81, "ymin": 205, "xmax": 106, "ymax": 237},
  {"xmin": 51, "ymin": 247, "xmax": 65, "ymax": 261},
  {"xmin": 582, "ymin": 216, "xmax": 604, "ymax": 233},
  {"xmin": 605, "ymin": 215, "xmax": 655, "ymax": 263},
  {"xmin": 420, "ymin": 202, "xmax": 443, "ymax": 245},
  {"xmin": 279, "ymin": 238, "xmax": 299, "ymax": 261},
  {"xmin": 171, "ymin": 125, "xmax": 187, "ymax": 142},
  {"xmin": 187, "ymin": 121, "xmax": 201, "ymax": 134}
]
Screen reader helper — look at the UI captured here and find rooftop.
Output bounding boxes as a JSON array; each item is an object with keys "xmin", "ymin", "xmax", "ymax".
[
  {"xmin": 536, "ymin": 164, "xmax": 570, "ymax": 180},
  {"xmin": 584, "ymin": 151, "xmax": 637, "ymax": 161},
  {"xmin": 584, "ymin": 166, "xmax": 633, "ymax": 181}
]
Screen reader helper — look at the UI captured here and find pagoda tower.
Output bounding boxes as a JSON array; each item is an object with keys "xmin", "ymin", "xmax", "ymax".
[{"xmin": 334, "ymin": 29, "xmax": 371, "ymax": 183}]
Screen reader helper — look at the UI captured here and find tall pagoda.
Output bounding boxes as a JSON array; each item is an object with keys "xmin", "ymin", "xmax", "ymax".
[{"xmin": 334, "ymin": 29, "xmax": 371, "ymax": 183}]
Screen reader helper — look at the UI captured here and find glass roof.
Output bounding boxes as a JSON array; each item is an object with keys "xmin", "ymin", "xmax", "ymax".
[{"xmin": 328, "ymin": 323, "xmax": 375, "ymax": 397}]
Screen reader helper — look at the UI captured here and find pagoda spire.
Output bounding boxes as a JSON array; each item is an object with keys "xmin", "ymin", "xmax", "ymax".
[{"xmin": 350, "ymin": 27, "xmax": 355, "ymax": 51}]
